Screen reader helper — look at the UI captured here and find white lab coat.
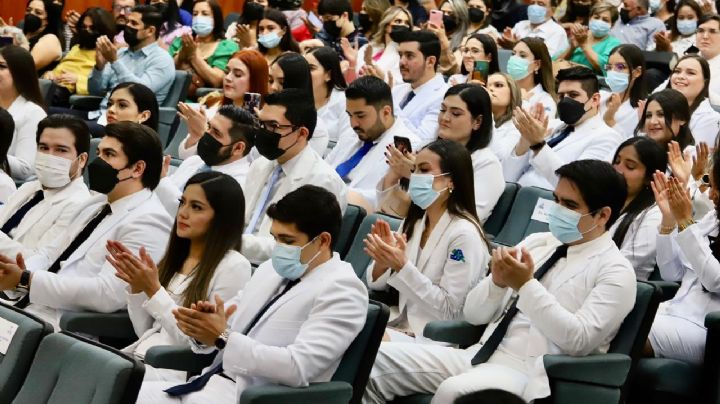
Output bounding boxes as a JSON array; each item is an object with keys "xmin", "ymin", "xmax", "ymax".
[
  {"xmin": 325, "ymin": 119, "xmax": 421, "ymax": 210},
  {"xmin": 502, "ymin": 114, "xmax": 623, "ymax": 190},
  {"xmin": 25, "ymin": 189, "xmax": 173, "ymax": 329},
  {"xmin": 318, "ymin": 89, "xmax": 355, "ymax": 145},
  {"xmin": 490, "ymin": 120, "xmax": 522, "ymax": 163},
  {"xmin": 392, "ymin": 74, "xmax": 449, "ymax": 144},
  {"xmin": 0, "ymin": 177, "xmax": 90, "ymax": 258},
  {"xmin": 355, "ymin": 42, "xmax": 403, "ymax": 87},
  {"xmin": 610, "ymin": 205, "xmax": 662, "ymax": 280},
  {"xmin": 689, "ymin": 99, "xmax": 720, "ymax": 146},
  {"xmin": 599, "ymin": 90, "xmax": 639, "ymax": 139},
  {"xmin": 367, "ymin": 212, "xmax": 489, "ymax": 340},
  {"xmin": 522, "ymin": 84, "xmax": 557, "ymax": 119},
  {"xmin": 155, "ymin": 155, "xmax": 250, "ymax": 216},
  {"xmin": 241, "ymin": 146, "xmax": 347, "ymax": 264},
  {"xmin": 7, "ymin": 95, "xmax": 45, "ymax": 181},
  {"xmin": 471, "ymin": 148, "xmax": 505, "ymax": 222}
]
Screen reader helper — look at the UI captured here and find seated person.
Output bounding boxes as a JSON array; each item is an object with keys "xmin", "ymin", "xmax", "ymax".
[
  {"xmin": 354, "ymin": 6, "xmax": 413, "ymax": 86},
  {"xmin": 326, "ymin": 76, "xmax": 421, "ymax": 212},
  {"xmin": 363, "ymin": 159, "xmax": 636, "ymax": 402},
  {"xmin": 600, "ymin": 44, "xmax": 647, "ymax": 138},
  {"xmin": 367, "ymin": 139, "xmax": 490, "ymax": 343},
  {"xmin": 634, "ymin": 89, "xmax": 694, "ymax": 151},
  {"xmin": 242, "ymin": 89, "xmax": 346, "ymax": 264},
  {"xmin": 610, "ymin": 0, "xmax": 665, "ymax": 50},
  {"xmin": 110, "ymin": 172, "xmax": 251, "ymax": 381},
  {"xmin": 448, "ymin": 33, "xmax": 499, "ymax": 86},
  {"xmin": 503, "ymin": 66, "xmax": 623, "ymax": 190},
  {"xmin": 22, "ymin": 0, "xmax": 64, "ymax": 74},
  {"xmin": 149, "ymin": 0, "xmax": 192, "ymax": 50},
  {"xmin": 487, "ymin": 73, "xmax": 523, "ymax": 162},
  {"xmin": 0, "ymin": 122, "xmax": 173, "ymax": 330},
  {"xmin": 611, "ymin": 137, "xmax": 667, "ymax": 279},
  {"xmin": 649, "ymin": 163, "xmax": 720, "ymax": 365},
  {"xmin": 156, "ymin": 106, "xmax": 254, "ymax": 215},
  {"xmin": 651, "ymin": 0, "xmax": 701, "ymax": 56},
  {"xmin": 0, "ymin": 109, "xmax": 17, "ymax": 202},
  {"xmin": 316, "ymin": 0, "xmax": 368, "ymax": 60},
  {"xmin": 106, "ymin": 82, "xmax": 160, "ymax": 132},
  {"xmin": 561, "ymin": 2, "xmax": 621, "ymax": 75},
  {"xmin": 507, "ymin": 38, "xmax": 558, "ymax": 119},
  {"xmin": 135, "ymin": 185, "xmax": 368, "ymax": 404},
  {"xmin": 256, "ymin": 8, "xmax": 301, "ymax": 66},
  {"xmin": 696, "ymin": 15, "xmax": 720, "ymax": 107},
  {"xmin": 498, "ymin": 0, "xmax": 569, "ymax": 60}
]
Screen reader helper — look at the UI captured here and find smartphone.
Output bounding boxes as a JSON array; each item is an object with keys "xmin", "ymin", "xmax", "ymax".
[
  {"xmin": 0, "ymin": 37, "xmax": 12, "ymax": 48},
  {"xmin": 429, "ymin": 10, "xmax": 443, "ymax": 27},
  {"xmin": 243, "ymin": 92, "xmax": 261, "ymax": 115},
  {"xmin": 472, "ymin": 60, "xmax": 489, "ymax": 83},
  {"xmin": 308, "ymin": 11, "xmax": 323, "ymax": 29},
  {"xmin": 394, "ymin": 136, "xmax": 412, "ymax": 154}
]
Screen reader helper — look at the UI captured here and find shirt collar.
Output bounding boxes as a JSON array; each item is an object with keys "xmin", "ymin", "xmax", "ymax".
[
  {"xmin": 109, "ymin": 188, "xmax": 152, "ymax": 213},
  {"xmin": 567, "ymin": 231, "xmax": 613, "ymax": 258},
  {"xmin": 124, "ymin": 42, "xmax": 159, "ymax": 57},
  {"xmin": 278, "ymin": 145, "xmax": 308, "ymax": 175}
]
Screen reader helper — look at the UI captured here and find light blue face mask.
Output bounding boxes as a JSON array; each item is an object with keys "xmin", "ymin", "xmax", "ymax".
[
  {"xmin": 547, "ymin": 202, "xmax": 598, "ymax": 244},
  {"xmin": 271, "ymin": 236, "xmax": 321, "ymax": 280},
  {"xmin": 649, "ymin": 0, "xmax": 661, "ymax": 13},
  {"xmin": 258, "ymin": 32, "xmax": 282, "ymax": 48},
  {"xmin": 606, "ymin": 70, "xmax": 630, "ymax": 93},
  {"xmin": 677, "ymin": 19, "xmax": 698, "ymax": 35},
  {"xmin": 192, "ymin": 16, "xmax": 214, "ymax": 36},
  {"xmin": 506, "ymin": 55, "xmax": 532, "ymax": 81},
  {"xmin": 409, "ymin": 173, "xmax": 449, "ymax": 209},
  {"xmin": 589, "ymin": 19, "xmax": 611, "ymax": 37},
  {"xmin": 527, "ymin": 4, "xmax": 548, "ymax": 24}
]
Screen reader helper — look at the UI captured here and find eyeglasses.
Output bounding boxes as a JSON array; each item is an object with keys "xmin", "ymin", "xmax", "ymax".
[
  {"xmin": 604, "ymin": 63, "xmax": 629, "ymax": 72},
  {"xmin": 113, "ymin": 5, "xmax": 133, "ymax": 14},
  {"xmin": 260, "ymin": 120, "xmax": 298, "ymax": 133},
  {"xmin": 697, "ymin": 27, "xmax": 720, "ymax": 35}
]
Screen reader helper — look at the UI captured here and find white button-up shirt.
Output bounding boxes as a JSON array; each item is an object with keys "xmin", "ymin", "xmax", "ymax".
[{"xmin": 512, "ymin": 19, "xmax": 569, "ymax": 60}]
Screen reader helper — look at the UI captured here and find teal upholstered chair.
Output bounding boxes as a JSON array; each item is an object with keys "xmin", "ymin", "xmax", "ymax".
[
  {"xmin": 483, "ymin": 182, "xmax": 520, "ymax": 237},
  {"xmin": 335, "ymin": 204, "xmax": 367, "ymax": 259},
  {"xmin": 345, "ymin": 213, "xmax": 402, "ymax": 280},
  {"xmin": 492, "ymin": 186, "xmax": 554, "ymax": 247},
  {"xmin": 60, "ymin": 310, "xmax": 136, "ymax": 349}
]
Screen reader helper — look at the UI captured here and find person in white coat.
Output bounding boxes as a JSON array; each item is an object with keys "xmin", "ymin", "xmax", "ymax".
[
  {"xmin": 0, "ymin": 115, "xmax": 91, "ymax": 260},
  {"xmin": 647, "ymin": 163, "xmax": 720, "ymax": 365},
  {"xmin": 506, "ymin": 38, "xmax": 558, "ymax": 119},
  {"xmin": 601, "ymin": 44, "xmax": 647, "ymax": 138},
  {"xmin": 155, "ymin": 106, "xmax": 254, "ymax": 216},
  {"xmin": 0, "ymin": 109, "xmax": 17, "ymax": 202},
  {"xmin": 391, "ymin": 30, "xmax": 449, "ymax": 144},
  {"xmin": 610, "ymin": 137, "xmax": 667, "ymax": 280},
  {"xmin": 503, "ymin": 66, "xmax": 623, "ymax": 190},
  {"xmin": 108, "ymin": 172, "xmax": 251, "ymax": 382},
  {"xmin": 355, "ymin": 6, "xmax": 412, "ymax": 87},
  {"xmin": 0, "ymin": 122, "xmax": 173, "ymax": 330},
  {"xmin": 242, "ymin": 89, "xmax": 347, "ymax": 265},
  {"xmin": 135, "ymin": 185, "xmax": 368, "ymax": 404},
  {"xmin": 487, "ymin": 73, "xmax": 523, "ymax": 163},
  {"xmin": 327, "ymin": 76, "xmax": 421, "ymax": 212},
  {"xmin": 634, "ymin": 89, "xmax": 695, "ymax": 151},
  {"xmin": 363, "ymin": 159, "xmax": 636, "ymax": 403},
  {"xmin": 366, "ymin": 140, "xmax": 489, "ymax": 343}
]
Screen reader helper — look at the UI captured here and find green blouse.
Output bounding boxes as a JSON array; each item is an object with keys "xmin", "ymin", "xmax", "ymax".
[
  {"xmin": 569, "ymin": 35, "xmax": 621, "ymax": 74},
  {"xmin": 168, "ymin": 38, "xmax": 239, "ymax": 71}
]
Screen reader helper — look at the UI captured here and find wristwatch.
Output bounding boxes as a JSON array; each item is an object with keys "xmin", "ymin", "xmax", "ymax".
[
  {"xmin": 16, "ymin": 270, "xmax": 31, "ymax": 292},
  {"xmin": 529, "ymin": 141, "xmax": 546, "ymax": 152},
  {"xmin": 214, "ymin": 328, "xmax": 230, "ymax": 349}
]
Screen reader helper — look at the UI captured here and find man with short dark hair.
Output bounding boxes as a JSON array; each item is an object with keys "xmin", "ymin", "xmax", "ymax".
[
  {"xmin": 326, "ymin": 76, "xmax": 420, "ymax": 211},
  {"xmin": 0, "ymin": 122, "xmax": 173, "ymax": 329},
  {"xmin": 391, "ymin": 30, "xmax": 448, "ymax": 144},
  {"xmin": 156, "ymin": 106, "xmax": 255, "ymax": 215},
  {"xmin": 136, "ymin": 185, "xmax": 368, "ymax": 404},
  {"xmin": 364, "ymin": 159, "xmax": 636, "ymax": 403},
  {"xmin": 316, "ymin": 0, "xmax": 367, "ymax": 59},
  {"xmin": 503, "ymin": 66, "xmax": 622, "ymax": 190},
  {"xmin": 611, "ymin": 0, "xmax": 665, "ymax": 50}
]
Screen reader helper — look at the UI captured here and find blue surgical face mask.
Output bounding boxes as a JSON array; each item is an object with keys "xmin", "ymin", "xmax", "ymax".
[
  {"xmin": 677, "ymin": 19, "xmax": 698, "ymax": 36},
  {"xmin": 271, "ymin": 237, "xmax": 321, "ymax": 280},
  {"xmin": 605, "ymin": 70, "xmax": 630, "ymax": 93},
  {"xmin": 507, "ymin": 55, "xmax": 532, "ymax": 81},
  {"xmin": 649, "ymin": 0, "xmax": 661, "ymax": 13},
  {"xmin": 527, "ymin": 4, "xmax": 548, "ymax": 24},
  {"xmin": 409, "ymin": 173, "xmax": 449, "ymax": 209},
  {"xmin": 589, "ymin": 19, "xmax": 611, "ymax": 37},
  {"xmin": 192, "ymin": 16, "xmax": 214, "ymax": 36},
  {"xmin": 258, "ymin": 32, "xmax": 282, "ymax": 48},
  {"xmin": 547, "ymin": 201, "xmax": 597, "ymax": 244}
]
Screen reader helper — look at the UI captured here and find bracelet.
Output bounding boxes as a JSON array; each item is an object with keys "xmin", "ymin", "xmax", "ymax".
[
  {"xmin": 678, "ymin": 219, "xmax": 696, "ymax": 232},
  {"xmin": 659, "ymin": 224, "xmax": 676, "ymax": 234}
]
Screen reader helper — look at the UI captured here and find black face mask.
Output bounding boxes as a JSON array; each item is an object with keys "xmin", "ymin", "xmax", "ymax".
[
  {"xmin": 443, "ymin": 15, "xmax": 458, "ymax": 32},
  {"xmin": 358, "ymin": 13, "xmax": 372, "ymax": 33},
  {"xmin": 124, "ymin": 25, "xmax": 141, "ymax": 47},
  {"xmin": 391, "ymin": 24, "xmax": 410, "ymax": 35},
  {"xmin": 254, "ymin": 127, "xmax": 287, "ymax": 160},
  {"xmin": 23, "ymin": 14, "xmax": 42, "ymax": 34},
  {"xmin": 323, "ymin": 19, "xmax": 342, "ymax": 38},
  {"xmin": 77, "ymin": 29, "xmax": 99, "ymax": 49},
  {"xmin": 468, "ymin": 8, "xmax": 485, "ymax": 23},
  {"xmin": 574, "ymin": 4, "xmax": 591, "ymax": 17},
  {"xmin": 620, "ymin": 8, "xmax": 632, "ymax": 24},
  {"xmin": 197, "ymin": 132, "xmax": 234, "ymax": 166},
  {"xmin": 557, "ymin": 97, "xmax": 589, "ymax": 125},
  {"xmin": 88, "ymin": 158, "xmax": 130, "ymax": 194}
]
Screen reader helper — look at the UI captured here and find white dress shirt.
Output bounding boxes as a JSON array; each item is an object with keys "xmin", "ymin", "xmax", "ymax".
[
  {"xmin": 355, "ymin": 41, "xmax": 403, "ymax": 87},
  {"xmin": 7, "ymin": 96, "xmax": 45, "ymax": 181},
  {"xmin": 522, "ymin": 84, "xmax": 557, "ymax": 119},
  {"xmin": 610, "ymin": 205, "xmax": 662, "ymax": 280},
  {"xmin": 707, "ymin": 53, "xmax": 720, "ymax": 107},
  {"xmin": 24, "ymin": 189, "xmax": 173, "ymax": 330},
  {"xmin": 599, "ymin": 90, "xmax": 639, "ymax": 139},
  {"xmin": 392, "ymin": 74, "xmax": 449, "ymax": 144},
  {"xmin": 318, "ymin": 89, "xmax": 355, "ymax": 145},
  {"xmin": 512, "ymin": 19, "xmax": 569, "ymax": 60},
  {"xmin": 689, "ymin": 99, "xmax": 720, "ymax": 146},
  {"xmin": 490, "ymin": 120, "xmax": 522, "ymax": 162},
  {"xmin": 502, "ymin": 114, "xmax": 623, "ymax": 189},
  {"xmin": 670, "ymin": 34, "xmax": 696, "ymax": 55},
  {"xmin": 155, "ymin": 155, "xmax": 250, "ymax": 216},
  {"xmin": 471, "ymin": 148, "xmax": 505, "ymax": 222},
  {"xmin": 0, "ymin": 171, "xmax": 16, "ymax": 204}
]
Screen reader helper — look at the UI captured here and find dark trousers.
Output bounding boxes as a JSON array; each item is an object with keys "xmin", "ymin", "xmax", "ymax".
[{"xmin": 48, "ymin": 107, "xmax": 106, "ymax": 138}]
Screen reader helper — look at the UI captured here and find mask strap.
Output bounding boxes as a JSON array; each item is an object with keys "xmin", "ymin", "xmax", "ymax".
[{"xmin": 301, "ymin": 236, "xmax": 322, "ymax": 267}]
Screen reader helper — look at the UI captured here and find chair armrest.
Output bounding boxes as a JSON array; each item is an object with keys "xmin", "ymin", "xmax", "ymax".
[
  {"xmin": 544, "ymin": 353, "xmax": 631, "ymax": 386},
  {"xmin": 144, "ymin": 345, "xmax": 217, "ymax": 373},
  {"xmin": 195, "ymin": 87, "xmax": 221, "ymax": 99},
  {"xmin": 649, "ymin": 281, "xmax": 680, "ymax": 302},
  {"xmin": 69, "ymin": 95, "xmax": 103, "ymax": 111},
  {"xmin": 59, "ymin": 310, "xmax": 136, "ymax": 339},
  {"xmin": 239, "ymin": 381, "xmax": 353, "ymax": 404},
  {"xmin": 423, "ymin": 320, "xmax": 486, "ymax": 348}
]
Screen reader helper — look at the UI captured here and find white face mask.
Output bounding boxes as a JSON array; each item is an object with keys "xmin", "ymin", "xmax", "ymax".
[{"xmin": 34, "ymin": 152, "xmax": 74, "ymax": 188}]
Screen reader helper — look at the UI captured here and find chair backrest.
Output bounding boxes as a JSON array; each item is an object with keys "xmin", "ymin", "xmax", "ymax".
[
  {"xmin": 484, "ymin": 182, "xmax": 519, "ymax": 237},
  {"xmin": 156, "ymin": 107, "xmax": 178, "ymax": 147},
  {"xmin": 335, "ymin": 204, "xmax": 367, "ymax": 259},
  {"xmin": 165, "ymin": 119, "xmax": 188, "ymax": 159},
  {"xmin": 0, "ymin": 303, "xmax": 53, "ymax": 403},
  {"xmin": 83, "ymin": 137, "xmax": 102, "ymax": 186},
  {"xmin": 345, "ymin": 213, "xmax": 403, "ymax": 280},
  {"xmin": 38, "ymin": 79, "xmax": 54, "ymax": 108},
  {"xmin": 493, "ymin": 186, "xmax": 554, "ymax": 247},
  {"xmin": 331, "ymin": 301, "xmax": 390, "ymax": 404},
  {"xmin": 161, "ymin": 70, "xmax": 192, "ymax": 108},
  {"xmin": 225, "ymin": 12, "xmax": 240, "ymax": 30},
  {"xmin": 498, "ymin": 49, "xmax": 512, "ymax": 74},
  {"xmin": 12, "ymin": 331, "xmax": 144, "ymax": 404},
  {"xmin": 609, "ymin": 281, "xmax": 662, "ymax": 359}
]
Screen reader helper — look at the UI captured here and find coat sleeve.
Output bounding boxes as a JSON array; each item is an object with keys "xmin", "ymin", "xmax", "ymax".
[{"xmin": 675, "ymin": 222, "xmax": 720, "ymax": 293}]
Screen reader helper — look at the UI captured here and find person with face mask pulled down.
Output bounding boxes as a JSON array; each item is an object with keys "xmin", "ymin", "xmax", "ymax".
[
  {"xmin": 155, "ymin": 106, "xmax": 254, "ymax": 216},
  {"xmin": 0, "ymin": 122, "xmax": 172, "ymax": 330},
  {"xmin": 502, "ymin": 66, "xmax": 623, "ymax": 190}
]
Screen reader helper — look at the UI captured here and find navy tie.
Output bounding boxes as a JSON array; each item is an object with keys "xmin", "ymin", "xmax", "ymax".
[
  {"xmin": 546, "ymin": 126, "xmax": 575, "ymax": 148},
  {"xmin": 399, "ymin": 91, "xmax": 416, "ymax": 109},
  {"xmin": 1, "ymin": 190, "xmax": 44, "ymax": 235},
  {"xmin": 335, "ymin": 141, "xmax": 374, "ymax": 180}
]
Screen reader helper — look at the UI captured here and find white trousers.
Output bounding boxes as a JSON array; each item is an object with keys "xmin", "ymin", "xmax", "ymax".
[
  {"xmin": 142, "ymin": 364, "xmax": 187, "ymax": 383},
  {"xmin": 363, "ymin": 341, "xmax": 529, "ymax": 404},
  {"xmin": 136, "ymin": 375, "xmax": 236, "ymax": 404},
  {"xmin": 649, "ymin": 313, "xmax": 707, "ymax": 365}
]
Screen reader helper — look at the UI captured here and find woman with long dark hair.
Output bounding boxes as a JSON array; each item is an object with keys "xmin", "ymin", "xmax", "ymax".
[
  {"xmin": 365, "ymin": 139, "xmax": 489, "ymax": 342},
  {"xmin": 23, "ymin": 0, "xmax": 63, "ymax": 74},
  {"xmin": 106, "ymin": 82, "xmax": 160, "ymax": 132},
  {"xmin": 110, "ymin": 171, "xmax": 251, "ymax": 381},
  {"xmin": 610, "ymin": 137, "xmax": 668, "ymax": 279},
  {"xmin": 601, "ymin": 44, "xmax": 647, "ymax": 138},
  {"xmin": 448, "ymin": 33, "xmax": 499, "ymax": 86},
  {"xmin": 257, "ymin": 8, "xmax": 300, "ymax": 66},
  {"xmin": 635, "ymin": 88, "xmax": 694, "ymax": 151},
  {"xmin": 147, "ymin": 0, "xmax": 191, "ymax": 50},
  {"xmin": 508, "ymin": 38, "xmax": 558, "ymax": 118},
  {"xmin": 653, "ymin": 0, "xmax": 701, "ymax": 55},
  {"xmin": 306, "ymin": 47, "xmax": 353, "ymax": 146},
  {"xmin": 0, "ymin": 109, "xmax": 17, "ymax": 202}
]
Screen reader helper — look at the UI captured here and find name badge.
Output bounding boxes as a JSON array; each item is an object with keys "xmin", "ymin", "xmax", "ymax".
[
  {"xmin": 531, "ymin": 198, "xmax": 553, "ymax": 224},
  {"xmin": 0, "ymin": 317, "xmax": 19, "ymax": 355}
]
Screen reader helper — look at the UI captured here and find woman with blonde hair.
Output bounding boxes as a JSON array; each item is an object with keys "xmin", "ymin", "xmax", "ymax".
[
  {"xmin": 354, "ymin": 6, "xmax": 413, "ymax": 86},
  {"xmin": 486, "ymin": 72, "xmax": 523, "ymax": 162}
]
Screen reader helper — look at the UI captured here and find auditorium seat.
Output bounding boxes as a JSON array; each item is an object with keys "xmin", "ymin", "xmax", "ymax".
[
  {"xmin": 335, "ymin": 204, "xmax": 367, "ymax": 259},
  {"xmin": 483, "ymin": 182, "xmax": 520, "ymax": 237},
  {"xmin": 59, "ymin": 310, "xmax": 137, "ymax": 350},
  {"xmin": 345, "ymin": 213, "xmax": 403, "ymax": 281},
  {"xmin": 492, "ymin": 186, "xmax": 554, "ymax": 247}
]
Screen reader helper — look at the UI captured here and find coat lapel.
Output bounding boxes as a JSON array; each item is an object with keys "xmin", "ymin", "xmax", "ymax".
[{"xmin": 415, "ymin": 212, "xmax": 453, "ymax": 273}]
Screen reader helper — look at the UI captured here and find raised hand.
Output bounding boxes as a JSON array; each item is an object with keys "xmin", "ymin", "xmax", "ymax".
[
  {"xmin": 491, "ymin": 246, "xmax": 535, "ymax": 291},
  {"xmin": 692, "ymin": 142, "xmax": 710, "ymax": 181},
  {"xmin": 651, "ymin": 170, "xmax": 675, "ymax": 228},
  {"xmin": 667, "ymin": 140, "xmax": 692, "ymax": 186}
]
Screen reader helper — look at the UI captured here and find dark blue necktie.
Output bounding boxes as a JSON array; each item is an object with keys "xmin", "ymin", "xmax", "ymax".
[
  {"xmin": 1, "ymin": 190, "xmax": 44, "ymax": 235},
  {"xmin": 335, "ymin": 141, "xmax": 374, "ymax": 180},
  {"xmin": 546, "ymin": 126, "xmax": 575, "ymax": 148},
  {"xmin": 400, "ymin": 91, "xmax": 416, "ymax": 109}
]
